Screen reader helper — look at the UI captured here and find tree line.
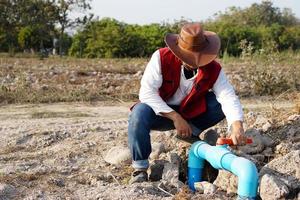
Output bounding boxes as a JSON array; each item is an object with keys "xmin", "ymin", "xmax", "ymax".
[
  {"xmin": 0, "ymin": 0, "xmax": 92, "ymax": 56},
  {"xmin": 1, "ymin": 1, "xmax": 299, "ymax": 57}
]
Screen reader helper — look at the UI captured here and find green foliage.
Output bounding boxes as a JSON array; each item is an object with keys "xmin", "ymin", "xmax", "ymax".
[
  {"xmin": 69, "ymin": 1, "xmax": 300, "ymax": 58},
  {"xmin": 0, "ymin": 28, "xmax": 9, "ymax": 52},
  {"xmin": 1, "ymin": 0, "xmax": 300, "ymax": 57},
  {"xmin": 203, "ymin": 1, "xmax": 300, "ymax": 56},
  {"xmin": 70, "ymin": 18, "xmax": 173, "ymax": 58},
  {"xmin": 0, "ymin": 0, "xmax": 89, "ymax": 55},
  {"xmin": 0, "ymin": 0, "xmax": 56, "ymax": 53},
  {"xmin": 68, "ymin": 33, "xmax": 87, "ymax": 57},
  {"xmin": 18, "ymin": 26, "xmax": 35, "ymax": 49},
  {"xmin": 70, "ymin": 18, "xmax": 171, "ymax": 58},
  {"xmin": 82, "ymin": 18, "xmax": 124, "ymax": 58},
  {"xmin": 212, "ymin": 1, "xmax": 298, "ymax": 27}
]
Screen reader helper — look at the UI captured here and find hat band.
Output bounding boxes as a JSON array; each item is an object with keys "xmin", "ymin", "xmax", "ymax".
[{"xmin": 177, "ymin": 35, "xmax": 209, "ymax": 52}]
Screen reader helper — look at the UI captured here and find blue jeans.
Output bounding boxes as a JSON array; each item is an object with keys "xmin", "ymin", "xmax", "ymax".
[{"xmin": 128, "ymin": 92, "xmax": 225, "ymax": 169}]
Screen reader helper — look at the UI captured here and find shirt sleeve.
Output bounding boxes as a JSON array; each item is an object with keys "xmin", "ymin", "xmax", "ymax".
[
  {"xmin": 212, "ymin": 68, "xmax": 244, "ymax": 129},
  {"xmin": 139, "ymin": 50, "xmax": 174, "ymax": 115}
]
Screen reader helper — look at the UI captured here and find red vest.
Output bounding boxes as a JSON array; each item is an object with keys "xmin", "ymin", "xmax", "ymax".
[{"xmin": 159, "ymin": 47, "xmax": 221, "ymax": 119}]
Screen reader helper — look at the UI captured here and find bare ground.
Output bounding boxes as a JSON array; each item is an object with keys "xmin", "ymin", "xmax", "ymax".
[{"xmin": 0, "ymin": 99, "xmax": 297, "ymax": 199}]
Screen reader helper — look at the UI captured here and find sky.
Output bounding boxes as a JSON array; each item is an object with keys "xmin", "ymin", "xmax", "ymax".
[{"xmin": 90, "ymin": 0, "xmax": 300, "ymax": 25}]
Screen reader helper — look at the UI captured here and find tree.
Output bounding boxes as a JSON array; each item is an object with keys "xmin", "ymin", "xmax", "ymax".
[
  {"xmin": 18, "ymin": 26, "xmax": 35, "ymax": 50},
  {"xmin": 53, "ymin": 0, "xmax": 92, "ymax": 56},
  {"xmin": 0, "ymin": 0, "xmax": 58, "ymax": 53},
  {"xmin": 212, "ymin": 1, "xmax": 298, "ymax": 27},
  {"xmin": 0, "ymin": 0, "xmax": 20, "ymax": 54},
  {"xmin": 68, "ymin": 31, "xmax": 87, "ymax": 57},
  {"xmin": 84, "ymin": 18, "xmax": 125, "ymax": 58},
  {"xmin": 17, "ymin": 0, "xmax": 58, "ymax": 52},
  {"xmin": 203, "ymin": 1, "xmax": 300, "ymax": 56}
]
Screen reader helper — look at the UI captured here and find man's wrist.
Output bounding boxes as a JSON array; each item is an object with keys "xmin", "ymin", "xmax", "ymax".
[{"xmin": 231, "ymin": 120, "xmax": 243, "ymax": 131}]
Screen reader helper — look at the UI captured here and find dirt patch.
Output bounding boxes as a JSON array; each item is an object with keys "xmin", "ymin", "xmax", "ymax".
[{"xmin": 0, "ymin": 100, "xmax": 298, "ymax": 199}]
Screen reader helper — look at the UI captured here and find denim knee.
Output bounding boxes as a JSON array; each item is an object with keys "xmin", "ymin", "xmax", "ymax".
[{"xmin": 128, "ymin": 103, "xmax": 155, "ymax": 132}]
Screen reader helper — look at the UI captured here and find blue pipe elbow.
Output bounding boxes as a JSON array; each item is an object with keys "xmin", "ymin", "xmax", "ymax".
[
  {"xmin": 188, "ymin": 142, "xmax": 205, "ymax": 191},
  {"xmin": 231, "ymin": 157, "xmax": 258, "ymax": 198},
  {"xmin": 188, "ymin": 141, "xmax": 258, "ymax": 198}
]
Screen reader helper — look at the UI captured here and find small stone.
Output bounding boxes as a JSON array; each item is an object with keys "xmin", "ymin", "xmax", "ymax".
[
  {"xmin": 69, "ymin": 78, "xmax": 77, "ymax": 83},
  {"xmin": 49, "ymin": 178, "xmax": 65, "ymax": 187},
  {"xmin": 262, "ymin": 147, "xmax": 273, "ymax": 156},
  {"xmin": 200, "ymin": 129, "xmax": 219, "ymax": 146},
  {"xmin": 162, "ymin": 153, "xmax": 184, "ymax": 189},
  {"xmin": 194, "ymin": 181, "xmax": 217, "ymax": 194},
  {"xmin": 287, "ymin": 114, "xmax": 300, "ymax": 121},
  {"xmin": 262, "ymin": 122, "xmax": 272, "ymax": 132},
  {"xmin": 0, "ymin": 184, "xmax": 17, "ymax": 199},
  {"xmin": 41, "ymin": 84, "xmax": 49, "ymax": 90},
  {"xmin": 275, "ymin": 143, "xmax": 291, "ymax": 155},
  {"xmin": 150, "ymin": 142, "xmax": 165, "ymax": 160},
  {"xmin": 133, "ymin": 70, "xmax": 143, "ymax": 77},
  {"xmin": 254, "ymin": 115, "xmax": 269, "ymax": 126},
  {"xmin": 148, "ymin": 160, "xmax": 167, "ymax": 181}
]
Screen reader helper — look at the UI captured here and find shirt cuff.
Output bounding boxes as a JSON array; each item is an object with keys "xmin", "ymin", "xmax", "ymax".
[{"xmin": 154, "ymin": 106, "xmax": 174, "ymax": 116}]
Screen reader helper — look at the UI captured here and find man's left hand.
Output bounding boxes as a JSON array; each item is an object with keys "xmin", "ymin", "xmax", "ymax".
[{"xmin": 229, "ymin": 121, "xmax": 247, "ymax": 146}]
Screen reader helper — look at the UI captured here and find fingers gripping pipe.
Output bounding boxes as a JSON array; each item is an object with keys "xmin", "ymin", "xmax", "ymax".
[{"xmin": 188, "ymin": 141, "xmax": 258, "ymax": 199}]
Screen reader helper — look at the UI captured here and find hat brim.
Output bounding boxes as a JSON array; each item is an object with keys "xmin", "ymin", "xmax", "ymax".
[{"xmin": 165, "ymin": 31, "xmax": 221, "ymax": 67}]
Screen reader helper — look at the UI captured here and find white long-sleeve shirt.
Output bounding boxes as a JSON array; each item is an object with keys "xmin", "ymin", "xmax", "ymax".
[{"xmin": 139, "ymin": 50, "xmax": 243, "ymax": 128}]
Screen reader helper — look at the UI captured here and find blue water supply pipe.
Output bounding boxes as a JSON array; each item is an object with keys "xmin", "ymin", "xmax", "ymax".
[{"xmin": 188, "ymin": 140, "xmax": 258, "ymax": 199}]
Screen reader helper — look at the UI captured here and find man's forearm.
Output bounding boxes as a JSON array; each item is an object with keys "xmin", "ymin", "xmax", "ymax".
[{"xmin": 161, "ymin": 111, "xmax": 181, "ymax": 122}]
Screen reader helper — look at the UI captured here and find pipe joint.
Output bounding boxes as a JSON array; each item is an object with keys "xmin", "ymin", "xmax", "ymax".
[{"xmin": 188, "ymin": 141, "xmax": 258, "ymax": 198}]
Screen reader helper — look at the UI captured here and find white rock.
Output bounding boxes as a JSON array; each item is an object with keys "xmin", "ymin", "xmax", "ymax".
[
  {"xmin": 254, "ymin": 115, "xmax": 269, "ymax": 126},
  {"xmin": 260, "ymin": 150, "xmax": 300, "ymax": 191},
  {"xmin": 261, "ymin": 121, "xmax": 272, "ymax": 132},
  {"xmin": 162, "ymin": 153, "xmax": 184, "ymax": 189},
  {"xmin": 133, "ymin": 70, "xmax": 143, "ymax": 77},
  {"xmin": 149, "ymin": 142, "xmax": 165, "ymax": 160},
  {"xmin": 260, "ymin": 174, "xmax": 289, "ymax": 200},
  {"xmin": 104, "ymin": 146, "xmax": 131, "ymax": 165},
  {"xmin": 194, "ymin": 181, "xmax": 217, "ymax": 194},
  {"xmin": 287, "ymin": 114, "xmax": 300, "ymax": 121}
]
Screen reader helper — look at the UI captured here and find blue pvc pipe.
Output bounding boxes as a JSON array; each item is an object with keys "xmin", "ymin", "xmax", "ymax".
[{"xmin": 188, "ymin": 141, "xmax": 258, "ymax": 199}]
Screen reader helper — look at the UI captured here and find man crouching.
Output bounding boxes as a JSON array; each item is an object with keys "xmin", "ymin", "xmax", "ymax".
[{"xmin": 128, "ymin": 23, "xmax": 246, "ymax": 183}]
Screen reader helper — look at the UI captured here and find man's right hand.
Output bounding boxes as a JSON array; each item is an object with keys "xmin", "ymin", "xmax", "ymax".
[{"xmin": 161, "ymin": 111, "xmax": 192, "ymax": 138}]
